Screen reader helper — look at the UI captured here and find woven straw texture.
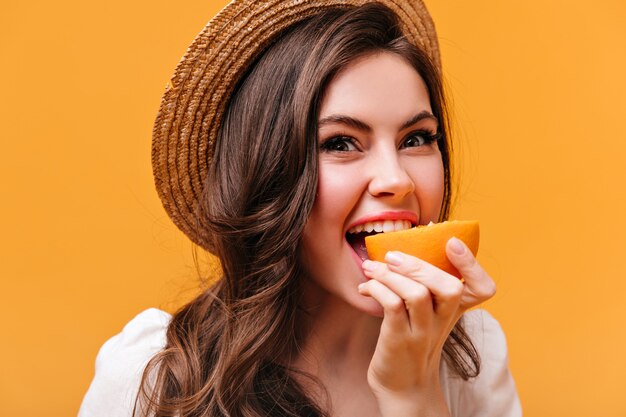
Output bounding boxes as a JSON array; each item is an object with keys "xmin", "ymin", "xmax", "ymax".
[{"xmin": 152, "ymin": 0, "xmax": 440, "ymax": 251}]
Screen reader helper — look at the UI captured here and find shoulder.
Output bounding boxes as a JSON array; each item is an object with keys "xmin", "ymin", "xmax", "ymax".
[
  {"xmin": 78, "ymin": 308, "xmax": 172, "ymax": 417},
  {"xmin": 462, "ymin": 309, "xmax": 509, "ymax": 366},
  {"xmin": 441, "ymin": 309, "xmax": 522, "ymax": 417}
]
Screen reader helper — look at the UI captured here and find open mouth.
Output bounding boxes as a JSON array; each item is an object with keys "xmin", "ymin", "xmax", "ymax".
[{"xmin": 346, "ymin": 219, "xmax": 414, "ymax": 261}]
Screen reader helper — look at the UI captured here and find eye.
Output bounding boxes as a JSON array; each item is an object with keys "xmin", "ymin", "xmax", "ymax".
[
  {"xmin": 401, "ymin": 131, "xmax": 441, "ymax": 149},
  {"xmin": 320, "ymin": 136, "xmax": 358, "ymax": 152}
]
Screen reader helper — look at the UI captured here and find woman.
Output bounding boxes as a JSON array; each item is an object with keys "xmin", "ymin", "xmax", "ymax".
[{"xmin": 80, "ymin": 1, "xmax": 521, "ymax": 416}]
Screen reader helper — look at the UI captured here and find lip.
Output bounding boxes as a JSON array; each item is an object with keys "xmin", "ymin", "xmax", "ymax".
[{"xmin": 346, "ymin": 210, "xmax": 418, "ymax": 232}]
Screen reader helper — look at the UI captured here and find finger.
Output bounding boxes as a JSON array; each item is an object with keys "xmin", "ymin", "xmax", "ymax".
[
  {"xmin": 358, "ymin": 278, "xmax": 410, "ymax": 333},
  {"xmin": 362, "ymin": 260, "xmax": 434, "ymax": 331},
  {"xmin": 446, "ymin": 237, "xmax": 497, "ymax": 308},
  {"xmin": 378, "ymin": 253, "xmax": 464, "ymax": 317}
]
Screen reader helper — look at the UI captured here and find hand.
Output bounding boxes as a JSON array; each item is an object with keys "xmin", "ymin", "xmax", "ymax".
[{"xmin": 358, "ymin": 237, "xmax": 496, "ymax": 416}]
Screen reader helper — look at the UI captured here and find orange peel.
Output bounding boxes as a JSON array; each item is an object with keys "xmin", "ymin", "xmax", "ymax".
[{"xmin": 365, "ymin": 220, "xmax": 479, "ymax": 278}]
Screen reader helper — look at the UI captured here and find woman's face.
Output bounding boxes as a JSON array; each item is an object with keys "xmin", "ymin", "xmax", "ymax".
[{"xmin": 300, "ymin": 52, "xmax": 445, "ymax": 317}]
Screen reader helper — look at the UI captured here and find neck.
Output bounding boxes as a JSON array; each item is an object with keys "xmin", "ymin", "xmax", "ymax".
[
  {"xmin": 290, "ymin": 280, "xmax": 385, "ymax": 416},
  {"xmin": 295, "ymin": 285, "xmax": 382, "ymax": 378}
]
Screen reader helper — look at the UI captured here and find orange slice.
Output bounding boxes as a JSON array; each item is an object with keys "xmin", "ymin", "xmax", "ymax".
[{"xmin": 364, "ymin": 220, "xmax": 479, "ymax": 278}]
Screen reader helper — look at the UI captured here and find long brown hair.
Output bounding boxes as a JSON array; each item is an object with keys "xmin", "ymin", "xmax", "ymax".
[{"xmin": 137, "ymin": 4, "xmax": 478, "ymax": 416}]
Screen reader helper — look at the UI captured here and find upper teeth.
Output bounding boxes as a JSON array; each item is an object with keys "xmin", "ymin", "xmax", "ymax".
[{"xmin": 347, "ymin": 220, "xmax": 413, "ymax": 234}]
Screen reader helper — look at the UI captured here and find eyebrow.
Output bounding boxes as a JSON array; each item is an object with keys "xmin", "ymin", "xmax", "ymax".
[{"xmin": 317, "ymin": 110, "xmax": 438, "ymax": 132}]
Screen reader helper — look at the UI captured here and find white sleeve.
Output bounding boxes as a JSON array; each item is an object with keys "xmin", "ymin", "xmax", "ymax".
[
  {"xmin": 441, "ymin": 309, "xmax": 522, "ymax": 417},
  {"xmin": 78, "ymin": 308, "xmax": 172, "ymax": 417}
]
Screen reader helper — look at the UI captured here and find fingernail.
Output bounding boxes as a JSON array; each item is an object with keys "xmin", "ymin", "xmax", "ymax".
[
  {"xmin": 385, "ymin": 251, "xmax": 404, "ymax": 266},
  {"xmin": 449, "ymin": 237, "xmax": 466, "ymax": 255},
  {"xmin": 358, "ymin": 283, "xmax": 365, "ymax": 292},
  {"xmin": 362, "ymin": 260, "xmax": 376, "ymax": 271}
]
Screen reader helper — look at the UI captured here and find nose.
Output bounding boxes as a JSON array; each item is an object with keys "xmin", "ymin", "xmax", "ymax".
[{"xmin": 367, "ymin": 149, "xmax": 415, "ymax": 200}]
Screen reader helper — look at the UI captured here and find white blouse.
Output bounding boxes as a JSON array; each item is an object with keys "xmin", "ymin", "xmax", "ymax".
[{"xmin": 79, "ymin": 308, "xmax": 522, "ymax": 416}]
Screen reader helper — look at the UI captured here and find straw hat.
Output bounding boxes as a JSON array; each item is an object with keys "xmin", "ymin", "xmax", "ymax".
[{"xmin": 152, "ymin": 0, "xmax": 440, "ymax": 251}]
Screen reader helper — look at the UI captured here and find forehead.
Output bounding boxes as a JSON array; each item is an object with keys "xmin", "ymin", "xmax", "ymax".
[{"xmin": 319, "ymin": 52, "xmax": 433, "ymax": 124}]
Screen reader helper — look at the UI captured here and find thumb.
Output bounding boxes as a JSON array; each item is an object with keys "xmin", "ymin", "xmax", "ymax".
[{"xmin": 446, "ymin": 237, "xmax": 496, "ymax": 307}]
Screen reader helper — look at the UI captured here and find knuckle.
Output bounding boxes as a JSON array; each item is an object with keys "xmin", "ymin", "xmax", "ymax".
[
  {"xmin": 474, "ymin": 274, "xmax": 497, "ymax": 300},
  {"xmin": 386, "ymin": 298, "xmax": 406, "ymax": 313},
  {"xmin": 406, "ymin": 260, "xmax": 423, "ymax": 275},
  {"xmin": 375, "ymin": 267, "xmax": 393, "ymax": 282},
  {"xmin": 442, "ymin": 280, "xmax": 464, "ymax": 299},
  {"xmin": 405, "ymin": 285, "xmax": 431, "ymax": 304}
]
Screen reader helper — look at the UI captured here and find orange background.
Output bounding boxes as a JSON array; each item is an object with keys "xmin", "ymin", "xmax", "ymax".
[{"xmin": 2, "ymin": 0, "xmax": 625, "ymax": 416}]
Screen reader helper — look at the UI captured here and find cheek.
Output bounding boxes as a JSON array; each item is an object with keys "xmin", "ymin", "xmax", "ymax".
[
  {"xmin": 410, "ymin": 157, "xmax": 445, "ymax": 217},
  {"xmin": 300, "ymin": 161, "xmax": 364, "ymax": 275},
  {"xmin": 301, "ymin": 165, "xmax": 345, "ymax": 255},
  {"xmin": 311, "ymin": 162, "xmax": 363, "ymax": 224}
]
